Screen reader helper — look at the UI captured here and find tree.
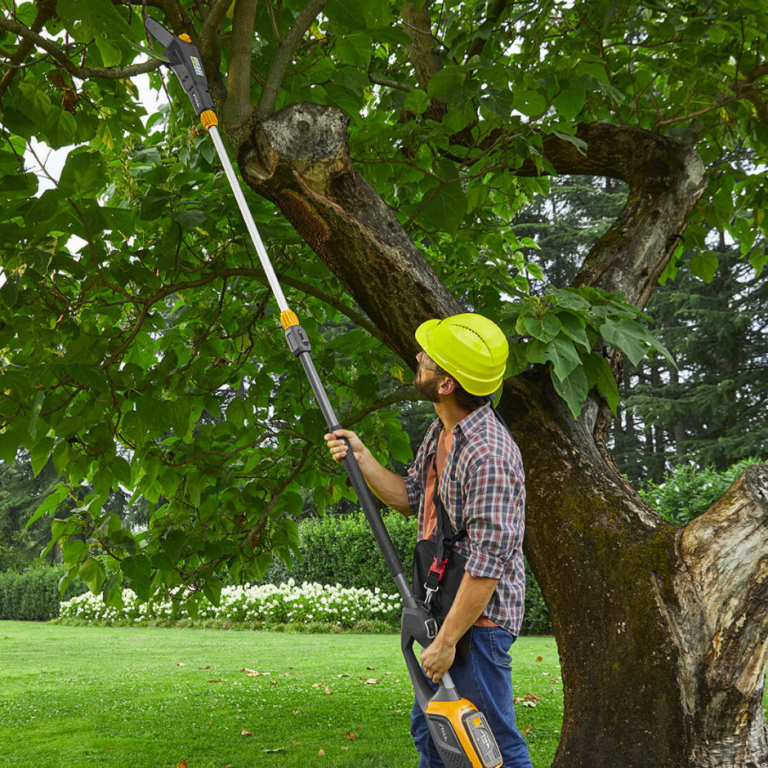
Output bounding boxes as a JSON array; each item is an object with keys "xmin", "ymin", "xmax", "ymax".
[
  {"xmin": 615, "ymin": 229, "xmax": 768, "ymax": 478},
  {"xmin": 1, "ymin": 1, "xmax": 767, "ymax": 765}
]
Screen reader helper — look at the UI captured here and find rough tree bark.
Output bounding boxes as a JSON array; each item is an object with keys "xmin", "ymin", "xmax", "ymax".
[{"xmin": 233, "ymin": 102, "xmax": 768, "ymax": 767}]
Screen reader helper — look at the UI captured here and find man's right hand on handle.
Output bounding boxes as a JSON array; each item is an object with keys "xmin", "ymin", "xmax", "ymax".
[
  {"xmin": 324, "ymin": 429, "xmax": 367, "ymax": 465},
  {"xmin": 323, "ymin": 429, "xmax": 413, "ymax": 516}
]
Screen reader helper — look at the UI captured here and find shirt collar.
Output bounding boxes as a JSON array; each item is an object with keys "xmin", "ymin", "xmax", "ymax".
[{"xmin": 454, "ymin": 402, "xmax": 493, "ymax": 439}]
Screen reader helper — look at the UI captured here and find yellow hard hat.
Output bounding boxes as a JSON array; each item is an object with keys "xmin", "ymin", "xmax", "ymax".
[{"xmin": 415, "ymin": 313, "xmax": 509, "ymax": 396}]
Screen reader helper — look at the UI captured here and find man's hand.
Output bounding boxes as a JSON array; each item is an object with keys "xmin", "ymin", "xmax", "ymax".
[
  {"xmin": 324, "ymin": 429, "xmax": 367, "ymax": 465},
  {"xmin": 322, "ymin": 429, "xmax": 413, "ymax": 515},
  {"xmin": 419, "ymin": 572, "xmax": 500, "ymax": 683},
  {"xmin": 420, "ymin": 634, "xmax": 456, "ymax": 684}
]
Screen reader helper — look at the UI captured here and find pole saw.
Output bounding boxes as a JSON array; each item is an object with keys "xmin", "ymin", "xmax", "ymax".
[{"xmin": 144, "ymin": 18, "xmax": 503, "ymax": 768}]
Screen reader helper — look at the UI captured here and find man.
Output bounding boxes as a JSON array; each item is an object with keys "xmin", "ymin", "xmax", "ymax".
[{"xmin": 325, "ymin": 313, "xmax": 532, "ymax": 767}]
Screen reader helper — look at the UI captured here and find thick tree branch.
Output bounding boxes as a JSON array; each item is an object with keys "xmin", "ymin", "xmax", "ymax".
[
  {"xmin": 401, "ymin": 1, "xmax": 446, "ymax": 121},
  {"xmin": 254, "ymin": 0, "xmax": 329, "ymax": 121},
  {"xmin": 242, "ymin": 102, "xmax": 463, "ymax": 363},
  {"xmin": 0, "ymin": 17, "xmax": 162, "ymax": 80},
  {"xmin": 515, "ymin": 124, "xmax": 707, "ymax": 310},
  {"xmin": 198, "ymin": 0, "xmax": 235, "ymax": 54},
  {"xmin": 221, "ymin": 0, "xmax": 258, "ymax": 130}
]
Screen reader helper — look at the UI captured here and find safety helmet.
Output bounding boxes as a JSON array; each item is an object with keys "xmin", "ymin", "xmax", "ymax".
[{"xmin": 415, "ymin": 313, "xmax": 509, "ymax": 396}]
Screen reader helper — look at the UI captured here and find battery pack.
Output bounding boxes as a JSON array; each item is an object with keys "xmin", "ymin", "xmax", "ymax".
[{"xmin": 426, "ymin": 699, "xmax": 503, "ymax": 768}]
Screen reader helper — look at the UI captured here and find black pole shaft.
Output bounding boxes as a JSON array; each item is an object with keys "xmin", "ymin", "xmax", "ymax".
[{"xmin": 286, "ymin": 327, "xmax": 412, "ymax": 600}]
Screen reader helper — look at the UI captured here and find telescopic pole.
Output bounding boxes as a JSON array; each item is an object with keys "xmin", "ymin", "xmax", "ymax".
[{"xmin": 144, "ymin": 20, "xmax": 502, "ymax": 767}]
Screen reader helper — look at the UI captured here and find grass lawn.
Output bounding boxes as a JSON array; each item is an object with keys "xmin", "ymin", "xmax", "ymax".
[{"xmin": 0, "ymin": 621, "xmax": 562, "ymax": 767}]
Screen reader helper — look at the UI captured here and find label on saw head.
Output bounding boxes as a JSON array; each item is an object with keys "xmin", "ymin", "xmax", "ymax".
[{"xmin": 190, "ymin": 55, "xmax": 204, "ymax": 76}]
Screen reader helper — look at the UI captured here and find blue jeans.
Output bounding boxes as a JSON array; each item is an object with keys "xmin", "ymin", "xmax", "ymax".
[{"xmin": 410, "ymin": 626, "xmax": 533, "ymax": 768}]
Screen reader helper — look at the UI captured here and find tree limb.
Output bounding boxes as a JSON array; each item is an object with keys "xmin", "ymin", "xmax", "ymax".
[
  {"xmin": 369, "ymin": 74, "xmax": 412, "ymax": 92},
  {"xmin": 0, "ymin": 17, "xmax": 163, "ymax": 80},
  {"xmin": 401, "ymin": 1, "xmax": 446, "ymax": 121},
  {"xmin": 254, "ymin": 0, "xmax": 330, "ymax": 121},
  {"xmin": 0, "ymin": 0, "xmax": 56, "ymax": 99},
  {"xmin": 221, "ymin": 0, "xmax": 259, "ymax": 130},
  {"xmin": 343, "ymin": 387, "xmax": 424, "ymax": 428},
  {"xmin": 198, "ymin": 0, "xmax": 235, "ymax": 54}
]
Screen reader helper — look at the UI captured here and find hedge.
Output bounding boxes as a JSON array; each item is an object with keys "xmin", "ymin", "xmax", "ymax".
[
  {"xmin": 0, "ymin": 566, "xmax": 87, "ymax": 621},
  {"xmin": 263, "ymin": 511, "xmax": 552, "ymax": 635}
]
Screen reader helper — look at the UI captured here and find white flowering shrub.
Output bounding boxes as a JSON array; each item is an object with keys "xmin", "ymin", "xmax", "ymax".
[{"xmin": 60, "ymin": 579, "xmax": 402, "ymax": 628}]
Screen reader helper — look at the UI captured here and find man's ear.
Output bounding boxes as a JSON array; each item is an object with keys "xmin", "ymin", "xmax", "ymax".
[{"xmin": 439, "ymin": 376, "xmax": 457, "ymax": 395}]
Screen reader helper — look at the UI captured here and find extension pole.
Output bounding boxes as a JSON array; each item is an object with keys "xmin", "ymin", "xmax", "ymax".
[{"xmin": 145, "ymin": 19, "xmax": 502, "ymax": 766}]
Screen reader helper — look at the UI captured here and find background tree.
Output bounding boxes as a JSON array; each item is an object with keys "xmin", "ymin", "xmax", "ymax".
[{"xmin": 1, "ymin": 1, "xmax": 767, "ymax": 766}]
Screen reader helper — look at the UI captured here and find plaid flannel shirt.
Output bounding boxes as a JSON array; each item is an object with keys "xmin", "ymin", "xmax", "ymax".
[{"xmin": 403, "ymin": 404, "xmax": 526, "ymax": 636}]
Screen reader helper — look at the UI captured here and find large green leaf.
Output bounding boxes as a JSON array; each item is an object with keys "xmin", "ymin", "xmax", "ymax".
[
  {"xmin": 551, "ymin": 366, "xmax": 589, "ymax": 420},
  {"xmin": 418, "ymin": 182, "xmax": 467, "ymax": 233}
]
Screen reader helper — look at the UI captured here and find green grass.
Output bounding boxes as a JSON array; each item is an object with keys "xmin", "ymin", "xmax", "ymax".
[{"xmin": 0, "ymin": 622, "xmax": 562, "ymax": 767}]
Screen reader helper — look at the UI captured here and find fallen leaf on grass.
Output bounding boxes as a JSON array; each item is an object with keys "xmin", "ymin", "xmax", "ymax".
[
  {"xmin": 362, "ymin": 678, "xmax": 380, "ymax": 685},
  {"xmin": 241, "ymin": 668, "xmax": 269, "ymax": 677},
  {"xmin": 176, "ymin": 662, "xmax": 185, "ymax": 667},
  {"xmin": 324, "ymin": 687, "xmax": 332, "ymax": 695},
  {"xmin": 198, "ymin": 666, "xmax": 211, "ymax": 670},
  {"xmin": 515, "ymin": 692, "xmax": 540, "ymax": 708},
  {"xmin": 522, "ymin": 726, "xmax": 531, "ymax": 736},
  {"xmin": 318, "ymin": 749, "xmax": 326, "ymax": 756},
  {"xmin": 177, "ymin": 761, "xmax": 188, "ymax": 768},
  {"xmin": 207, "ymin": 679, "xmax": 225, "ymax": 683},
  {"xmin": 535, "ymin": 656, "xmax": 543, "ymax": 662},
  {"xmin": 242, "ymin": 729, "xmax": 254, "ymax": 737},
  {"xmin": 345, "ymin": 732, "xmax": 358, "ymax": 740},
  {"xmin": 312, "ymin": 682, "xmax": 322, "ymax": 688}
]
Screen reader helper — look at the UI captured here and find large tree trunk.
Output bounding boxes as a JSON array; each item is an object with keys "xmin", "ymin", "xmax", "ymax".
[{"xmin": 238, "ymin": 103, "xmax": 768, "ymax": 766}]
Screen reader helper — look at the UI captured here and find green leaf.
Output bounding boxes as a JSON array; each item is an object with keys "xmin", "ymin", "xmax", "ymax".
[
  {"xmin": 599, "ymin": 319, "xmax": 652, "ymax": 367},
  {"xmin": 553, "ymin": 84, "xmax": 586, "ymax": 120},
  {"xmin": 419, "ymin": 182, "xmax": 467, "ymax": 233},
  {"xmin": 514, "ymin": 90, "xmax": 547, "ymax": 117},
  {"xmin": 551, "ymin": 366, "xmax": 588, "ymax": 420},
  {"xmin": 583, "ymin": 354, "xmax": 620, "ymax": 414},
  {"xmin": 58, "ymin": 151, "xmax": 108, "ymax": 199},
  {"xmin": 111, "ymin": 455, "xmax": 132, "ymax": 486},
  {"xmin": 202, "ymin": 576, "xmax": 223, "ymax": 607},
  {"xmin": 171, "ymin": 210, "xmax": 206, "ymax": 229},
  {"xmin": 545, "ymin": 335, "xmax": 581, "ymax": 382},
  {"xmin": 428, "ymin": 68, "xmax": 465, "ymax": 99},
  {"xmin": 121, "ymin": 554, "xmax": 153, "ymax": 601},
  {"xmin": 80, "ymin": 558, "xmax": 106, "ymax": 595},
  {"xmin": 523, "ymin": 314, "xmax": 561, "ymax": 343},
  {"xmin": 506, "ymin": 343, "xmax": 529, "ymax": 377},
  {"xmin": 404, "ymin": 88, "xmax": 430, "ymax": 115},
  {"xmin": 558, "ymin": 311, "xmax": 590, "ymax": 349},
  {"xmin": 690, "ymin": 250, "xmax": 719, "ymax": 283},
  {"xmin": 31, "ymin": 436, "xmax": 54, "ymax": 477},
  {"xmin": 26, "ymin": 483, "xmax": 69, "ymax": 528}
]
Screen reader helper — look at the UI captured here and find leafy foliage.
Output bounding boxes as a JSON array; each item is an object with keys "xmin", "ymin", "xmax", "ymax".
[
  {"xmin": 638, "ymin": 457, "xmax": 764, "ymax": 526},
  {"xmin": 0, "ymin": 0, "xmax": 766, "ymax": 605},
  {"xmin": 0, "ymin": 565, "xmax": 86, "ymax": 620}
]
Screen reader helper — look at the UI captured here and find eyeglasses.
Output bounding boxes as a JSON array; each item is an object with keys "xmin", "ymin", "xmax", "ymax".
[{"xmin": 417, "ymin": 351, "xmax": 447, "ymax": 374}]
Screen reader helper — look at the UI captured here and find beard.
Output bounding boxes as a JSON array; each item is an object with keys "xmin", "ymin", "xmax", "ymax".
[{"xmin": 413, "ymin": 373, "xmax": 441, "ymax": 403}]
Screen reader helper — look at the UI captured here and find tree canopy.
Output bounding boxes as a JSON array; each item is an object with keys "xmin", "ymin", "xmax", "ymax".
[{"xmin": 0, "ymin": 0, "xmax": 766, "ymax": 601}]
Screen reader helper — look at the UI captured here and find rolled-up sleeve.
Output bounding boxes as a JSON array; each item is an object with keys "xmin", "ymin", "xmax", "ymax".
[{"xmin": 462, "ymin": 454, "xmax": 525, "ymax": 581}]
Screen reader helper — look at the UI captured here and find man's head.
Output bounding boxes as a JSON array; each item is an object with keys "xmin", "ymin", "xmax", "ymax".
[{"xmin": 413, "ymin": 313, "xmax": 509, "ymax": 410}]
